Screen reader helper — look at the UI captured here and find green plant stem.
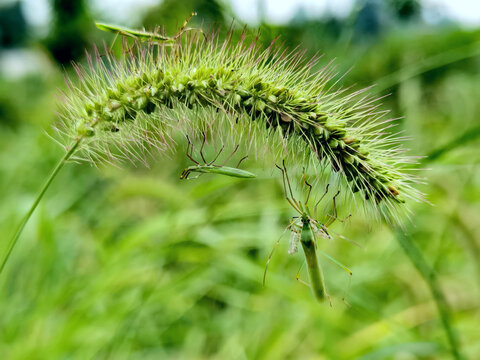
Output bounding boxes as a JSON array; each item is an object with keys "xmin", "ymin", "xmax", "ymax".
[
  {"xmin": 425, "ymin": 124, "xmax": 480, "ymax": 163},
  {"xmin": 375, "ymin": 42, "xmax": 480, "ymax": 93},
  {"xmin": 0, "ymin": 140, "xmax": 81, "ymax": 275},
  {"xmin": 394, "ymin": 229, "xmax": 463, "ymax": 360}
]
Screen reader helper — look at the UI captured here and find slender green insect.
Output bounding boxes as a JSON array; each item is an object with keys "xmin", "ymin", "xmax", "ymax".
[
  {"xmin": 263, "ymin": 161, "xmax": 355, "ymax": 303},
  {"xmin": 95, "ymin": 12, "xmax": 201, "ymax": 44},
  {"xmin": 180, "ymin": 133, "xmax": 256, "ymax": 180}
]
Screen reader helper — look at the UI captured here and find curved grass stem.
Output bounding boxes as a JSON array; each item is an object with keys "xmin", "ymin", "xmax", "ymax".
[
  {"xmin": 425, "ymin": 124, "xmax": 480, "ymax": 163},
  {"xmin": 394, "ymin": 229, "xmax": 463, "ymax": 360},
  {"xmin": 0, "ymin": 140, "xmax": 81, "ymax": 275}
]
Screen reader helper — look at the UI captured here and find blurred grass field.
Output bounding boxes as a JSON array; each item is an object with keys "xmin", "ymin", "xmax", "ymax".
[{"xmin": 1, "ymin": 1, "xmax": 479, "ymax": 359}]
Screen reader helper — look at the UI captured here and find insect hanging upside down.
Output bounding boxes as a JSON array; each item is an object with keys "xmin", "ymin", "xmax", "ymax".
[
  {"xmin": 264, "ymin": 161, "xmax": 355, "ymax": 304},
  {"xmin": 95, "ymin": 12, "xmax": 203, "ymax": 44},
  {"xmin": 179, "ymin": 133, "xmax": 257, "ymax": 180}
]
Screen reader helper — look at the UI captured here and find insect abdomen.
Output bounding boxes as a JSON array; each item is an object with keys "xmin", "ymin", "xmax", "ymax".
[
  {"xmin": 192, "ymin": 165, "xmax": 256, "ymax": 178},
  {"xmin": 300, "ymin": 220, "xmax": 327, "ymax": 303}
]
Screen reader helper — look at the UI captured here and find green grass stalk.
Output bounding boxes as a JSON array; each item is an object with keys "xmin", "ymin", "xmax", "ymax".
[
  {"xmin": 426, "ymin": 125, "xmax": 480, "ymax": 162},
  {"xmin": 0, "ymin": 140, "xmax": 81, "ymax": 274},
  {"xmin": 394, "ymin": 229, "xmax": 463, "ymax": 360}
]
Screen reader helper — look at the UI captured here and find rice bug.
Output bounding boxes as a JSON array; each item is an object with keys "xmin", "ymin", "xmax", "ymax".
[
  {"xmin": 96, "ymin": 12, "xmax": 202, "ymax": 45},
  {"xmin": 179, "ymin": 133, "xmax": 256, "ymax": 180},
  {"xmin": 263, "ymin": 161, "xmax": 355, "ymax": 303}
]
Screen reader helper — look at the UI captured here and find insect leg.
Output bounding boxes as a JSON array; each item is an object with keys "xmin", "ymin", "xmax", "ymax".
[
  {"xmin": 282, "ymin": 160, "xmax": 300, "ymax": 209},
  {"xmin": 317, "ymin": 249, "xmax": 352, "ymax": 275},
  {"xmin": 325, "ymin": 191, "xmax": 351, "ymax": 226},
  {"xmin": 314, "ymin": 184, "xmax": 329, "ymax": 220},
  {"xmin": 183, "ymin": 169, "xmax": 198, "ymax": 180},
  {"xmin": 275, "ymin": 162, "xmax": 302, "ymax": 214},
  {"xmin": 295, "ymin": 259, "xmax": 332, "ymax": 309},
  {"xmin": 108, "ymin": 32, "xmax": 121, "ymax": 52},
  {"xmin": 220, "ymin": 144, "xmax": 238, "ymax": 166},
  {"xmin": 236, "ymin": 155, "xmax": 248, "ymax": 168},
  {"xmin": 179, "ymin": 169, "xmax": 189, "ymax": 179},
  {"xmin": 208, "ymin": 144, "xmax": 225, "ymax": 166},
  {"xmin": 185, "ymin": 135, "xmax": 200, "ymax": 165},
  {"xmin": 120, "ymin": 33, "xmax": 138, "ymax": 56},
  {"xmin": 295, "ymin": 261, "xmax": 309, "ymax": 287},
  {"xmin": 263, "ymin": 228, "xmax": 289, "ymax": 286},
  {"xmin": 187, "ymin": 173, "xmax": 203, "ymax": 180},
  {"xmin": 337, "ymin": 214, "xmax": 352, "ymax": 223},
  {"xmin": 332, "ymin": 190, "xmax": 340, "ymax": 219},
  {"xmin": 172, "ymin": 12, "xmax": 205, "ymax": 41},
  {"xmin": 341, "ymin": 273, "xmax": 353, "ymax": 308},
  {"xmin": 304, "ymin": 179, "xmax": 313, "ymax": 209},
  {"xmin": 200, "ymin": 132, "xmax": 207, "ymax": 164}
]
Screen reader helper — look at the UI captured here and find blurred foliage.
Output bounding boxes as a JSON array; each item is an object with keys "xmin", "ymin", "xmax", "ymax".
[
  {"xmin": 142, "ymin": 0, "xmax": 228, "ymax": 32},
  {"xmin": 0, "ymin": 0, "xmax": 479, "ymax": 359},
  {"xmin": 0, "ymin": 1, "xmax": 27, "ymax": 48},
  {"xmin": 43, "ymin": 0, "xmax": 94, "ymax": 64},
  {"xmin": 388, "ymin": 0, "xmax": 421, "ymax": 21}
]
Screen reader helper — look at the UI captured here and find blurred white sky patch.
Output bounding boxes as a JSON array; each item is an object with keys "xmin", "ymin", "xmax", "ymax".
[
  {"xmin": 21, "ymin": 0, "xmax": 50, "ymax": 34},
  {"xmin": 89, "ymin": 0, "xmax": 159, "ymax": 24},
  {"xmin": 20, "ymin": 0, "xmax": 159, "ymax": 29},
  {"xmin": 231, "ymin": 0, "xmax": 353, "ymax": 24},
  {"xmin": 423, "ymin": 0, "xmax": 480, "ymax": 26},
  {"xmin": 17, "ymin": 0, "xmax": 480, "ymax": 28},
  {"xmin": 232, "ymin": 0, "xmax": 480, "ymax": 26},
  {"xmin": 0, "ymin": 49, "xmax": 54, "ymax": 78}
]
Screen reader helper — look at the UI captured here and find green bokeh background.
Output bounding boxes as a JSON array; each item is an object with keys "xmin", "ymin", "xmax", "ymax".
[{"xmin": 0, "ymin": 0, "xmax": 479, "ymax": 358}]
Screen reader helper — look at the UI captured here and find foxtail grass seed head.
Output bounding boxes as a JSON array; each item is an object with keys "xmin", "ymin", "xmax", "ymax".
[{"xmin": 56, "ymin": 30, "xmax": 424, "ymax": 221}]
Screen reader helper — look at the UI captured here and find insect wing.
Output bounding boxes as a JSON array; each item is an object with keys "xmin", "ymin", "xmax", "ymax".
[{"xmin": 288, "ymin": 228, "xmax": 300, "ymax": 254}]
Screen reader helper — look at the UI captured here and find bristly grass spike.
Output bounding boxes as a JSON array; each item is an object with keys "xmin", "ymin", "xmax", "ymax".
[
  {"xmin": 179, "ymin": 132, "xmax": 257, "ymax": 180},
  {"xmin": 1, "ymin": 21, "xmax": 424, "ymax": 275},
  {"xmin": 62, "ymin": 26, "xmax": 424, "ymax": 216}
]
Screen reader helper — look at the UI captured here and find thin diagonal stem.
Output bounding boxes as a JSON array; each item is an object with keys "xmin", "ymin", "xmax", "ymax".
[
  {"xmin": 425, "ymin": 124, "xmax": 480, "ymax": 163},
  {"xmin": 0, "ymin": 140, "xmax": 81, "ymax": 275},
  {"xmin": 394, "ymin": 229, "xmax": 463, "ymax": 360}
]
